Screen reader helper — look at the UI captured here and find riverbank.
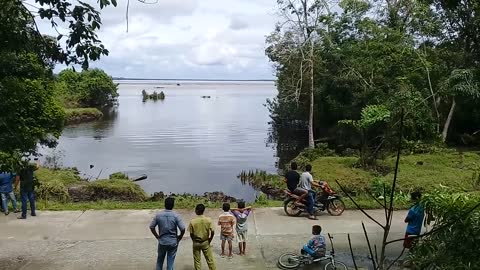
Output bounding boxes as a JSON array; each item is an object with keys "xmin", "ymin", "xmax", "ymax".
[
  {"xmin": 33, "ymin": 167, "xmax": 282, "ymax": 211},
  {"xmin": 0, "ymin": 208, "xmax": 408, "ymax": 270}
]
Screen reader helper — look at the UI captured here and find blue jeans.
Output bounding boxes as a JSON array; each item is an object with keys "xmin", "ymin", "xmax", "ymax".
[
  {"xmin": 303, "ymin": 244, "xmax": 317, "ymax": 257},
  {"xmin": 157, "ymin": 244, "xmax": 178, "ymax": 270},
  {"xmin": 1, "ymin": 192, "xmax": 18, "ymax": 212},
  {"xmin": 307, "ymin": 190, "xmax": 316, "ymax": 215},
  {"xmin": 21, "ymin": 191, "xmax": 36, "ymax": 218}
]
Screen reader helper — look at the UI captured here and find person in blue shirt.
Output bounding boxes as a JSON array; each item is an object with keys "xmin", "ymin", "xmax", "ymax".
[
  {"xmin": 404, "ymin": 191, "xmax": 424, "ymax": 249},
  {"xmin": 0, "ymin": 171, "xmax": 19, "ymax": 215},
  {"xmin": 302, "ymin": 225, "xmax": 326, "ymax": 258}
]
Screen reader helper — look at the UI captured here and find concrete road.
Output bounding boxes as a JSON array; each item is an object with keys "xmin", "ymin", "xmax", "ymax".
[{"xmin": 0, "ymin": 208, "xmax": 408, "ymax": 270}]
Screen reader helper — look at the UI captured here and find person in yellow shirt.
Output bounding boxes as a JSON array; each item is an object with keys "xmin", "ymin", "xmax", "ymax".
[{"xmin": 188, "ymin": 204, "xmax": 216, "ymax": 270}]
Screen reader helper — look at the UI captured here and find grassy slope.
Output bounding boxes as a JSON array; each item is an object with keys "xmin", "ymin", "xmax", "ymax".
[{"xmin": 311, "ymin": 151, "xmax": 480, "ymax": 194}]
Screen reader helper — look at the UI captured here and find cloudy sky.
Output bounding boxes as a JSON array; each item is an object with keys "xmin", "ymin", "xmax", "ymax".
[{"xmin": 36, "ymin": 0, "xmax": 278, "ymax": 80}]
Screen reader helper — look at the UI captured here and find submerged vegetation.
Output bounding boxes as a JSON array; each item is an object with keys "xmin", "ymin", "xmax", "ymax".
[{"xmin": 142, "ymin": 89, "xmax": 165, "ymax": 101}]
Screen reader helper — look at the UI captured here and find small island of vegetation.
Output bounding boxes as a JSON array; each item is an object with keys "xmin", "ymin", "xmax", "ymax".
[{"xmin": 142, "ymin": 89, "xmax": 165, "ymax": 101}]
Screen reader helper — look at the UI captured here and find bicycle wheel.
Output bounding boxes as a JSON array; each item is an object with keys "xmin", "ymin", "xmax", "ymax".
[
  {"xmin": 277, "ymin": 253, "xmax": 301, "ymax": 269},
  {"xmin": 324, "ymin": 260, "xmax": 348, "ymax": 270}
]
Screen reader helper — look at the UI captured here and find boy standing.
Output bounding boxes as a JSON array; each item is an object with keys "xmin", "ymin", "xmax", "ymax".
[
  {"xmin": 302, "ymin": 225, "xmax": 326, "ymax": 258},
  {"xmin": 188, "ymin": 204, "xmax": 216, "ymax": 270},
  {"xmin": 0, "ymin": 172, "xmax": 19, "ymax": 215},
  {"xmin": 218, "ymin": 202, "xmax": 236, "ymax": 258},
  {"xmin": 404, "ymin": 191, "xmax": 424, "ymax": 249},
  {"xmin": 231, "ymin": 201, "xmax": 252, "ymax": 256}
]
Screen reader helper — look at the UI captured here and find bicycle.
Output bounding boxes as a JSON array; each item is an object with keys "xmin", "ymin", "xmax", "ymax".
[{"xmin": 277, "ymin": 233, "xmax": 348, "ymax": 270}]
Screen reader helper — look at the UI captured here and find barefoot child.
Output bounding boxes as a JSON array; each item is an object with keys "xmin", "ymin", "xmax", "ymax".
[
  {"xmin": 231, "ymin": 201, "xmax": 252, "ymax": 256},
  {"xmin": 218, "ymin": 203, "xmax": 236, "ymax": 258}
]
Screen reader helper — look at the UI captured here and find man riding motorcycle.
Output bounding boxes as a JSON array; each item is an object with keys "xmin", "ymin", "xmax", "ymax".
[{"xmin": 299, "ymin": 164, "xmax": 321, "ymax": 220}]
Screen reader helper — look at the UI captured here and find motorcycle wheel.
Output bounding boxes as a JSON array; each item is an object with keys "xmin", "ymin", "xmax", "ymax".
[
  {"xmin": 326, "ymin": 198, "xmax": 345, "ymax": 216},
  {"xmin": 284, "ymin": 198, "xmax": 302, "ymax": 217}
]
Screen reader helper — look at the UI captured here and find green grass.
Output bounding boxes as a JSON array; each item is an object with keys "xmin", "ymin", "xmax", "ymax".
[
  {"xmin": 310, "ymin": 151, "xmax": 480, "ymax": 194},
  {"xmin": 35, "ymin": 169, "xmax": 147, "ymax": 203},
  {"xmin": 35, "ymin": 197, "xmax": 285, "ymax": 211},
  {"xmin": 65, "ymin": 108, "xmax": 102, "ymax": 123},
  {"xmin": 36, "ymin": 167, "xmax": 81, "ymax": 186},
  {"xmin": 86, "ymin": 179, "xmax": 148, "ymax": 201}
]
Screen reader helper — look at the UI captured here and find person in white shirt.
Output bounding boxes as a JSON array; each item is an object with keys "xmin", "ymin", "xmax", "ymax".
[{"xmin": 299, "ymin": 164, "xmax": 321, "ymax": 220}]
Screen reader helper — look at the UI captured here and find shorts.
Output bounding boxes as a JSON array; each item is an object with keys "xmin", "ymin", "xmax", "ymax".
[
  {"xmin": 220, "ymin": 234, "xmax": 234, "ymax": 241},
  {"xmin": 237, "ymin": 231, "xmax": 248, "ymax": 243},
  {"xmin": 403, "ymin": 233, "xmax": 416, "ymax": 249}
]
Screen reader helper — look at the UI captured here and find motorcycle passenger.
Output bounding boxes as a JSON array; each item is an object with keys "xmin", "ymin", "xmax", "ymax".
[
  {"xmin": 299, "ymin": 164, "xmax": 321, "ymax": 220},
  {"xmin": 284, "ymin": 162, "xmax": 308, "ymax": 206}
]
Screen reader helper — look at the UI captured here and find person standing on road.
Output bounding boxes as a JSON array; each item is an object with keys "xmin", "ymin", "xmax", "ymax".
[
  {"xmin": 299, "ymin": 164, "xmax": 321, "ymax": 220},
  {"xmin": 284, "ymin": 162, "xmax": 308, "ymax": 205},
  {"xmin": 149, "ymin": 197, "xmax": 186, "ymax": 270},
  {"xmin": 403, "ymin": 191, "xmax": 424, "ymax": 250},
  {"xmin": 1, "ymin": 171, "xmax": 20, "ymax": 215},
  {"xmin": 16, "ymin": 159, "xmax": 39, "ymax": 219},
  {"xmin": 189, "ymin": 204, "xmax": 216, "ymax": 270}
]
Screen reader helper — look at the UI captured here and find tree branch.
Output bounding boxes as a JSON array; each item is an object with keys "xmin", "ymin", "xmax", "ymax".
[{"xmin": 336, "ymin": 180, "xmax": 385, "ymax": 229}]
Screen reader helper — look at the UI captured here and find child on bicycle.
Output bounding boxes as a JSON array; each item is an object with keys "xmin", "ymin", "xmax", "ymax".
[{"xmin": 302, "ymin": 225, "xmax": 326, "ymax": 258}]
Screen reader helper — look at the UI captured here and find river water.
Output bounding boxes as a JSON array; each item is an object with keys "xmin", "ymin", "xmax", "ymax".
[{"xmin": 43, "ymin": 81, "xmax": 278, "ymax": 201}]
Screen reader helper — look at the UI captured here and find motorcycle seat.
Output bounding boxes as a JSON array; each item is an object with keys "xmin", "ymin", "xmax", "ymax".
[{"xmin": 284, "ymin": 189, "xmax": 300, "ymax": 199}]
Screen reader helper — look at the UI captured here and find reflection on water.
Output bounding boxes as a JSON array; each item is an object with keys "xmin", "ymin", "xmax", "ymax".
[{"xmin": 43, "ymin": 81, "xmax": 278, "ymax": 201}]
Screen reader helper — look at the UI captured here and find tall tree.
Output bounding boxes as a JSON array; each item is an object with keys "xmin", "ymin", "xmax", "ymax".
[
  {"xmin": 266, "ymin": 0, "xmax": 329, "ymax": 149},
  {"xmin": 0, "ymin": 0, "xmax": 116, "ymax": 160}
]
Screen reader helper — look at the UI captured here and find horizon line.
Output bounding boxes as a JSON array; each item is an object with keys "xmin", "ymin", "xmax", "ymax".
[{"xmin": 113, "ymin": 77, "xmax": 275, "ymax": 82}]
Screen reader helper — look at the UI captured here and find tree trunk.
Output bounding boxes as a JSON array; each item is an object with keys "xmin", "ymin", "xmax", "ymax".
[
  {"xmin": 308, "ymin": 41, "xmax": 315, "ymax": 149},
  {"xmin": 441, "ymin": 98, "xmax": 456, "ymax": 142}
]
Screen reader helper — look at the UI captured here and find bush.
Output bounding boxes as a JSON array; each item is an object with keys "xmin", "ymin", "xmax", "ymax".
[
  {"xmin": 409, "ymin": 192, "xmax": 480, "ymax": 269},
  {"xmin": 292, "ymin": 143, "xmax": 336, "ymax": 169},
  {"xmin": 109, "ymin": 172, "xmax": 129, "ymax": 180},
  {"xmin": 86, "ymin": 179, "xmax": 147, "ymax": 201},
  {"xmin": 57, "ymin": 68, "xmax": 119, "ymax": 107},
  {"xmin": 35, "ymin": 168, "xmax": 81, "ymax": 201},
  {"xmin": 403, "ymin": 140, "xmax": 450, "ymax": 154}
]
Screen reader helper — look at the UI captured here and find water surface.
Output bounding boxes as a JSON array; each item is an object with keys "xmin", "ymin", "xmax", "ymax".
[{"xmin": 45, "ymin": 81, "xmax": 277, "ymax": 201}]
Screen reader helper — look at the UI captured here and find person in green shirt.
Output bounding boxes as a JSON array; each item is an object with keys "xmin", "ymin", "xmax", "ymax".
[
  {"xmin": 188, "ymin": 204, "xmax": 216, "ymax": 270},
  {"xmin": 15, "ymin": 159, "xmax": 39, "ymax": 219}
]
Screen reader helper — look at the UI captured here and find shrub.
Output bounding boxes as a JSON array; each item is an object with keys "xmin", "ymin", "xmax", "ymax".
[
  {"xmin": 109, "ymin": 172, "xmax": 129, "ymax": 180},
  {"xmin": 86, "ymin": 179, "xmax": 147, "ymax": 201},
  {"xmin": 409, "ymin": 192, "xmax": 480, "ymax": 269}
]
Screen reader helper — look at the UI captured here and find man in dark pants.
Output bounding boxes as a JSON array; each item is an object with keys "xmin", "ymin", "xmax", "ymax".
[
  {"xmin": 284, "ymin": 162, "xmax": 308, "ymax": 205},
  {"xmin": 150, "ymin": 197, "xmax": 186, "ymax": 270},
  {"xmin": 16, "ymin": 160, "xmax": 39, "ymax": 219}
]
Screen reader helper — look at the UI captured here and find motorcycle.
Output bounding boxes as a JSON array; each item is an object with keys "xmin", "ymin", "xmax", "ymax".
[{"xmin": 283, "ymin": 182, "xmax": 345, "ymax": 217}]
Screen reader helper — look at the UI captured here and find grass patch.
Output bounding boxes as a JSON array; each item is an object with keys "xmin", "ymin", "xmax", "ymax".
[
  {"xmin": 65, "ymin": 108, "xmax": 102, "ymax": 123},
  {"xmin": 309, "ymin": 151, "xmax": 480, "ymax": 195},
  {"xmin": 35, "ymin": 197, "xmax": 285, "ymax": 211},
  {"xmin": 86, "ymin": 179, "xmax": 148, "ymax": 201},
  {"xmin": 34, "ymin": 168, "xmax": 147, "ymax": 203}
]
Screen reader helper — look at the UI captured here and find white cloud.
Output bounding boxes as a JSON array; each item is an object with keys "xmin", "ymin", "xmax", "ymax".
[{"xmin": 34, "ymin": 0, "xmax": 278, "ymax": 79}]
